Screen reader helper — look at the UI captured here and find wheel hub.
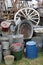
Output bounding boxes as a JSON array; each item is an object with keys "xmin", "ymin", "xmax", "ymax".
[{"xmin": 27, "ymin": 15, "xmax": 31, "ymax": 20}]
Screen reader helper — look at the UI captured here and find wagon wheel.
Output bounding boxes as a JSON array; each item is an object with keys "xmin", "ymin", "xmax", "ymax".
[{"xmin": 14, "ymin": 7, "xmax": 40, "ymax": 27}]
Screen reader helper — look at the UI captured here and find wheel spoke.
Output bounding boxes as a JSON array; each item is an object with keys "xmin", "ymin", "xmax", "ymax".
[
  {"xmin": 28, "ymin": 9, "xmax": 31, "ymax": 15},
  {"xmin": 30, "ymin": 19, "xmax": 37, "ymax": 24},
  {"xmin": 25, "ymin": 9, "xmax": 27, "ymax": 16},
  {"xmin": 16, "ymin": 17, "xmax": 19, "ymax": 20},
  {"xmin": 16, "ymin": 17, "xmax": 19, "ymax": 18},
  {"xmin": 31, "ymin": 14, "xmax": 38, "ymax": 17},
  {"xmin": 18, "ymin": 13, "xmax": 25, "ymax": 18},
  {"xmin": 30, "ymin": 11, "xmax": 35, "ymax": 16},
  {"xmin": 21, "ymin": 10, "xmax": 27, "ymax": 18},
  {"xmin": 31, "ymin": 18, "xmax": 39, "ymax": 20}
]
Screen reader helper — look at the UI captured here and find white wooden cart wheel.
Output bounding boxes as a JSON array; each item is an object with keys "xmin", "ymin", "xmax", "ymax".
[{"xmin": 14, "ymin": 7, "xmax": 40, "ymax": 27}]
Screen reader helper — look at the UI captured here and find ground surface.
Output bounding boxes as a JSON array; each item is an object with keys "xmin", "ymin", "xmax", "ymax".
[{"xmin": 0, "ymin": 52, "xmax": 43, "ymax": 65}]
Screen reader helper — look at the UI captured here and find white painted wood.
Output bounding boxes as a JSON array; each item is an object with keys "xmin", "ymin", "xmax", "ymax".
[{"xmin": 14, "ymin": 7, "xmax": 40, "ymax": 27}]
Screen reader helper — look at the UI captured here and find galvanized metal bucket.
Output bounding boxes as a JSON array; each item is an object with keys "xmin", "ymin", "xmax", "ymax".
[{"xmin": 17, "ymin": 19, "xmax": 33, "ymax": 40}]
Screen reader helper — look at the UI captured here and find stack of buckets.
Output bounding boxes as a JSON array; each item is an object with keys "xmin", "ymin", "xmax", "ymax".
[
  {"xmin": 26, "ymin": 41, "xmax": 37, "ymax": 59},
  {"xmin": 10, "ymin": 34, "xmax": 24, "ymax": 60},
  {"xmin": 11, "ymin": 43, "xmax": 23, "ymax": 60}
]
